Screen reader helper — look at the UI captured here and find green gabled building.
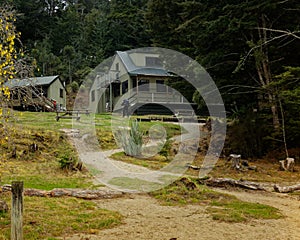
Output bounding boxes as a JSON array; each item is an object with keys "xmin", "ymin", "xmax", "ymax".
[
  {"xmin": 5, "ymin": 75, "xmax": 66, "ymax": 111},
  {"xmin": 89, "ymin": 50, "xmax": 191, "ymax": 115}
]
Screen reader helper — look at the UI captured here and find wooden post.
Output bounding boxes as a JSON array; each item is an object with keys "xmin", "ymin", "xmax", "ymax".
[{"xmin": 11, "ymin": 181, "xmax": 23, "ymax": 240}]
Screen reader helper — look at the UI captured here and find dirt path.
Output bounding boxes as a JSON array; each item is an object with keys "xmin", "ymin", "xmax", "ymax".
[
  {"xmin": 61, "ymin": 128, "xmax": 300, "ymax": 240},
  {"xmin": 62, "ymin": 190, "xmax": 300, "ymax": 240}
]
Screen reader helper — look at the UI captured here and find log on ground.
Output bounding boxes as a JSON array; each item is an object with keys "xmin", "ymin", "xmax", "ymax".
[
  {"xmin": 204, "ymin": 178, "xmax": 266, "ymax": 191},
  {"xmin": 273, "ymin": 183, "xmax": 300, "ymax": 193},
  {"xmin": 1, "ymin": 186, "xmax": 125, "ymax": 199}
]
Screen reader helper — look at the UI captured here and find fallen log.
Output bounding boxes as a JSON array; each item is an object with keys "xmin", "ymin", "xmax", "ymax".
[
  {"xmin": 204, "ymin": 178, "xmax": 266, "ymax": 191},
  {"xmin": 273, "ymin": 183, "xmax": 300, "ymax": 193},
  {"xmin": 1, "ymin": 186, "xmax": 124, "ymax": 199}
]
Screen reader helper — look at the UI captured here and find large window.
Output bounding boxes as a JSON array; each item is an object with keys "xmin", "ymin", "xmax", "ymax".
[
  {"xmin": 156, "ymin": 80, "xmax": 166, "ymax": 92},
  {"xmin": 145, "ymin": 57, "xmax": 162, "ymax": 67},
  {"xmin": 138, "ymin": 79, "xmax": 149, "ymax": 91}
]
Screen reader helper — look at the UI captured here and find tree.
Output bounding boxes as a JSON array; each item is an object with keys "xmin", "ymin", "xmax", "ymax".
[
  {"xmin": 63, "ymin": 45, "xmax": 76, "ymax": 84},
  {"xmin": 0, "ymin": 5, "xmax": 19, "ymax": 110},
  {"xmin": 0, "ymin": 5, "xmax": 21, "ymax": 182},
  {"xmin": 272, "ymin": 67, "xmax": 300, "ymax": 156}
]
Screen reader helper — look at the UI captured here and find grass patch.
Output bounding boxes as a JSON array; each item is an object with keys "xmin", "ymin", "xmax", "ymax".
[
  {"xmin": 150, "ymin": 177, "xmax": 232, "ymax": 206},
  {"xmin": 0, "ymin": 194, "xmax": 123, "ymax": 240},
  {"xmin": 110, "ymin": 151, "xmax": 169, "ymax": 170},
  {"xmin": 109, "ymin": 177, "xmax": 162, "ymax": 192},
  {"xmin": 209, "ymin": 200, "xmax": 282, "ymax": 222},
  {"xmin": 150, "ymin": 177, "xmax": 282, "ymax": 222}
]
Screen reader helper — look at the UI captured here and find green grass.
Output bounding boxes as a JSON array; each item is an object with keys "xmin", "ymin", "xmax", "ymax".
[
  {"xmin": 108, "ymin": 177, "xmax": 162, "ymax": 192},
  {"xmin": 110, "ymin": 151, "xmax": 169, "ymax": 170},
  {"xmin": 151, "ymin": 177, "xmax": 232, "ymax": 206},
  {"xmin": 0, "ymin": 194, "xmax": 123, "ymax": 240},
  {"xmin": 150, "ymin": 177, "xmax": 282, "ymax": 222},
  {"xmin": 209, "ymin": 200, "xmax": 282, "ymax": 222},
  {"xmin": 0, "ymin": 125, "xmax": 93, "ymax": 190},
  {"xmin": 10, "ymin": 111, "xmax": 183, "ymax": 151}
]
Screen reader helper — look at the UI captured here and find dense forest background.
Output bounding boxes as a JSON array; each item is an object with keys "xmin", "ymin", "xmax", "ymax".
[{"xmin": 1, "ymin": 0, "xmax": 300, "ymax": 159}]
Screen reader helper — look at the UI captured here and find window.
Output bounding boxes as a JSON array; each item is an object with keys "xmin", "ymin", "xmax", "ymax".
[
  {"xmin": 115, "ymin": 63, "xmax": 119, "ymax": 71},
  {"xmin": 122, "ymin": 80, "xmax": 128, "ymax": 94},
  {"xmin": 60, "ymin": 88, "xmax": 64, "ymax": 98},
  {"xmin": 156, "ymin": 80, "xmax": 166, "ymax": 92},
  {"xmin": 91, "ymin": 90, "xmax": 95, "ymax": 102},
  {"xmin": 145, "ymin": 57, "xmax": 162, "ymax": 67},
  {"xmin": 138, "ymin": 79, "xmax": 149, "ymax": 91}
]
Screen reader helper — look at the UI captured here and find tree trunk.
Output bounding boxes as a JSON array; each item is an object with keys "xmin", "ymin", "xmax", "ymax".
[{"xmin": 255, "ymin": 14, "xmax": 280, "ymax": 129}]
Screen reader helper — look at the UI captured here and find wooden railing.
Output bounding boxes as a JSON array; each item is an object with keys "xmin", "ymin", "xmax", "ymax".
[{"xmin": 133, "ymin": 91, "xmax": 188, "ymax": 104}]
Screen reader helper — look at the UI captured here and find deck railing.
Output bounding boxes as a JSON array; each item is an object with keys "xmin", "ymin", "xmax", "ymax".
[{"xmin": 133, "ymin": 91, "xmax": 188, "ymax": 104}]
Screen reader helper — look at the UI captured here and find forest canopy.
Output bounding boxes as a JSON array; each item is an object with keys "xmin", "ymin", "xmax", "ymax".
[{"xmin": 0, "ymin": 0, "xmax": 299, "ymax": 158}]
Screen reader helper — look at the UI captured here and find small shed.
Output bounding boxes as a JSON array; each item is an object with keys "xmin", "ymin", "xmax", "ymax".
[{"xmin": 6, "ymin": 75, "xmax": 66, "ymax": 111}]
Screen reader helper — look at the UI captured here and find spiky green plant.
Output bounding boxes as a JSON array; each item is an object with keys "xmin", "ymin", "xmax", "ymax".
[{"xmin": 118, "ymin": 120, "xmax": 143, "ymax": 157}]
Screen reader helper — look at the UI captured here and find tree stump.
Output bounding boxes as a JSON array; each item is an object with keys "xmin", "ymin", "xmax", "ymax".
[
  {"xmin": 228, "ymin": 154, "xmax": 241, "ymax": 170},
  {"xmin": 279, "ymin": 157, "xmax": 295, "ymax": 172}
]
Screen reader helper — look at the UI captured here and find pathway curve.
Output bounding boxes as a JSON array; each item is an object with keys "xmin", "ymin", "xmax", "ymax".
[{"xmin": 62, "ymin": 123, "xmax": 201, "ymax": 192}]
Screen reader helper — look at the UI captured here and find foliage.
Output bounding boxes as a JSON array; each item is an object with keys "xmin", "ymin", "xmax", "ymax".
[
  {"xmin": 69, "ymin": 81, "xmax": 79, "ymax": 93},
  {"xmin": 0, "ymin": 5, "xmax": 18, "ymax": 111},
  {"xmin": 58, "ymin": 152, "xmax": 78, "ymax": 171},
  {"xmin": 225, "ymin": 112, "xmax": 272, "ymax": 158},
  {"xmin": 1, "ymin": 0, "xmax": 299, "ymax": 158},
  {"xmin": 159, "ymin": 137, "xmax": 173, "ymax": 159}
]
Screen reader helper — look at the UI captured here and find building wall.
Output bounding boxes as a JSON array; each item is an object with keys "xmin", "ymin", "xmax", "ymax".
[
  {"xmin": 48, "ymin": 78, "xmax": 66, "ymax": 109},
  {"xmin": 129, "ymin": 53, "xmax": 160, "ymax": 67}
]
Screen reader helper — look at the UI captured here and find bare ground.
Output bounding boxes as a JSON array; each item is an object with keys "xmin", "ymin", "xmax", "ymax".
[
  {"xmin": 60, "ymin": 128, "xmax": 300, "ymax": 240},
  {"xmin": 61, "ymin": 189, "xmax": 300, "ymax": 240}
]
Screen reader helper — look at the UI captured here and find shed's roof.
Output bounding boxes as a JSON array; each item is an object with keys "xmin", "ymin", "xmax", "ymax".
[{"xmin": 5, "ymin": 75, "xmax": 60, "ymax": 88}]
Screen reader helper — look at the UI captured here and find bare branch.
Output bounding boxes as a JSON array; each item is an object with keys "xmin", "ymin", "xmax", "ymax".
[{"xmin": 256, "ymin": 27, "xmax": 300, "ymax": 40}]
